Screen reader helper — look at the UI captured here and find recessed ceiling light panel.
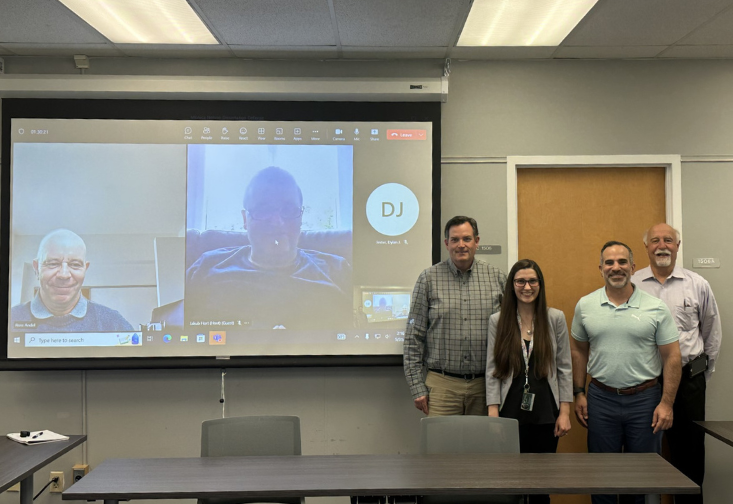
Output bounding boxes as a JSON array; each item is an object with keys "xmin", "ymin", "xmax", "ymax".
[
  {"xmin": 458, "ymin": 0, "xmax": 599, "ymax": 47},
  {"xmin": 59, "ymin": 0, "xmax": 218, "ymax": 44}
]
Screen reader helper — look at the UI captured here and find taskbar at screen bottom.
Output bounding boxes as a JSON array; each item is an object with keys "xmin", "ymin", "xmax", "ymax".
[{"xmin": 6, "ymin": 329, "xmax": 405, "ymax": 358}]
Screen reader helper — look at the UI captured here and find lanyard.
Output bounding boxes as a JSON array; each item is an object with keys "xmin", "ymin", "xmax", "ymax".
[{"xmin": 517, "ymin": 314, "xmax": 534, "ymax": 392}]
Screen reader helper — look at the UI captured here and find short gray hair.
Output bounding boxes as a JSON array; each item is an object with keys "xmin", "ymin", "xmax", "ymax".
[{"xmin": 642, "ymin": 224, "xmax": 681, "ymax": 245}]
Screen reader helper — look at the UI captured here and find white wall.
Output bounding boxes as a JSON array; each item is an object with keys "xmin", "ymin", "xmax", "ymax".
[{"xmin": 2, "ymin": 58, "xmax": 733, "ymax": 504}]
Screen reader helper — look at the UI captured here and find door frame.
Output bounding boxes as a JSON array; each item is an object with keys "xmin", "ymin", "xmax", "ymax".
[{"xmin": 506, "ymin": 154, "xmax": 682, "ymax": 265}]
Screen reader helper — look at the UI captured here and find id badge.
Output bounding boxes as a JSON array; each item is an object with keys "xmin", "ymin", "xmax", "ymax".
[{"xmin": 521, "ymin": 391, "xmax": 535, "ymax": 411}]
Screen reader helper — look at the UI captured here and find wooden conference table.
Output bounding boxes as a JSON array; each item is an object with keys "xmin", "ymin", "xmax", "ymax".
[
  {"xmin": 63, "ymin": 453, "xmax": 698, "ymax": 503},
  {"xmin": 0, "ymin": 435, "xmax": 86, "ymax": 504},
  {"xmin": 695, "ymin": 420, "xmax": 733, "ymax": 448}
]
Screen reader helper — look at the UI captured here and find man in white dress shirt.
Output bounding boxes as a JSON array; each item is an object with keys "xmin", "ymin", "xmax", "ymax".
[{"xmin": 632, "ymin": 223, "xmax": 722, "ymax": 504}]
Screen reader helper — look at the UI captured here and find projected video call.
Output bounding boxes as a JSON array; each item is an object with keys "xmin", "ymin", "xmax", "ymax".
[
  {"xmin": 184, "ymin": 144, "xmax": 354, "ymax": 332},
  {"xmin": 5, "ymin": 112, "xmax": 435, "ymax": 360}
]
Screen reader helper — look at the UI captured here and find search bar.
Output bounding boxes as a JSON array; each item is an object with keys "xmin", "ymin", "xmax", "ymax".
[{"xmin": 25, "ymin": 333, "xmax": 142, "ymax": 347}]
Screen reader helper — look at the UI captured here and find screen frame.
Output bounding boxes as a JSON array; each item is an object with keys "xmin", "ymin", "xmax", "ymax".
[{"xmin": 1, "ymin": 98, "xmax": 441, "ymax": 370}]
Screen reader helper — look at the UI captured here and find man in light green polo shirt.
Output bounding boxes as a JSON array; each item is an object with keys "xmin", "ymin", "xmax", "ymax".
[{"xmin": 570, "ymin": 240, "xmax": 681, "ymax": 504}]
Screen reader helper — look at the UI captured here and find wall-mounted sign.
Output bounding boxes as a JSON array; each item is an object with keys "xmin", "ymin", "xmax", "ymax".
[
  {"xmin": 477, "ymin": 245, "xmax": 502, "ymax": 255},
  {"xmin": 693, "ymin": 258, "xmax": 720, "ymax": 269}
]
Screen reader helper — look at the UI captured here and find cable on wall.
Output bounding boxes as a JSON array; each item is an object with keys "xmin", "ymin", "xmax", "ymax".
[
  {"xmin": 81, "ymin": 369, "xmax": 88, "ymax": 464},
  {"xmin": 220, "ymin": 368, "xmax": 227, "ymax": 418}
]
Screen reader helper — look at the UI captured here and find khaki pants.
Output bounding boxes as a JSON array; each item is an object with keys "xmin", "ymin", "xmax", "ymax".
[{"xmin": 425, "ymin": 370, "xmax": 487, "ymax": 416}]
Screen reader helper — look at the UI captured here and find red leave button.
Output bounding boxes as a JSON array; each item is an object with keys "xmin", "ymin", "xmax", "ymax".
[{"xmin": 386, "ymin": 129, "xmax": 427, "ymax": 140}]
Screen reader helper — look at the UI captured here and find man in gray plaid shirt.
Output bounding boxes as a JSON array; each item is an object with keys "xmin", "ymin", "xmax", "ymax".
[{"xmin": 403, "ymin": 216, "xmax": 507, "ymax": 416}]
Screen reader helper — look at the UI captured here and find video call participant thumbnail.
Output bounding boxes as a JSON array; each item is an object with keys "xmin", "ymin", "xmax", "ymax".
[
  {"xmin": 185, "ymin": 166, "xmax": 352, "ymax": 330},
  {"xmin": 11, "ymin": 229, "xmax": 134, "ymax": 332}
]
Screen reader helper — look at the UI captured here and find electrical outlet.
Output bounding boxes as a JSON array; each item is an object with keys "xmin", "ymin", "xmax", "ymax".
[
  {"xmin": 72, "ymin": 464, "xmax": 89, "ymax": 483},
  {"xmin": 50, "ymin": 471, "xmax": 64, "ymax": 493}
]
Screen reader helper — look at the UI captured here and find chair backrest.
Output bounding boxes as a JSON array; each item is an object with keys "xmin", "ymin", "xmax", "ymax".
[
  {"xmin": 186, "ymin": 229, "xmax": 353, "ymax": 269},
  {"xmin": 419, "ymin": 416, "xmax": 520, "ymax": 455},
  {"xmin": 201, "ymin": 416, "xmax": 301, "ymax": 458}
]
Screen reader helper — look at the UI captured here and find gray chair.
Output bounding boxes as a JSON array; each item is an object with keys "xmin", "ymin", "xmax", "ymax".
[
  {"xmin": 199, "ymin": 416, "xmax": 304, "ymax": 504},
  {"xmin": 419, "ymin": 416, "xmax": 522, "ymax": 504}
]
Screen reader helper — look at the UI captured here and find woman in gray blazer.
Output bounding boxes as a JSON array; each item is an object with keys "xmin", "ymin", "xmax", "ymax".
[{"xmin": 486, "ymin": 259, "xmax": 572, "ymax": 504}]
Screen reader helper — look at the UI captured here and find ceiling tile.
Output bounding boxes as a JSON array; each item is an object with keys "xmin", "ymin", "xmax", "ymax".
[
  {"xmin": 342, "ymin": 47, "xmax": 447, "ymax": 59},
  {"xmin": 555, "ymin": 46, "xmax": 666, "ymax": 59},
  {"xmin": 1, "ymin": 43, "xmax": 124, "ymax": 57},
  {"xmin": 450, "ymin": 46, "xmax": 557, "ymax": 60},
  {"xmin": 563, "ymin": 0, "xmax": 733, "ymax": 46},
  {"xmin": 117, "ymin": 44, "xmax": 233, "ymax": 58},
  {"xmin": 1, "ymin": 0, "xmax": 733, "ymax": 62},
  {"xmin": 681, "ymin": 6, "xmax": 733, "ymax": 45},
  {"xmin": 0, "ymin": 0, "xmax": 106, "ymax": 44},
  {"xmin": 193, "ymin": 0, "xmax": 335, "ymax": 46},
  {"xmin": 335, "ymin": 0, "xmax": 470, "ymax": 46},
  {"xmin": 230, "ymin": 46, "xmax": 338, "ymax": 59},
  {"xmin": 659, "ymin": 45, "xmax": 733, "ymax": 58}
]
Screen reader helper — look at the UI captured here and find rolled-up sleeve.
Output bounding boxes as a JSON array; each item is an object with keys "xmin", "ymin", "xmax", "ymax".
[{"xmin": 700, "ymin": 282, "xmax": 722, "ymax": 380}]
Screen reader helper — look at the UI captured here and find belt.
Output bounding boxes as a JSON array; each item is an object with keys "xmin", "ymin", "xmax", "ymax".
[
  {"xmin": 429, "ymin": 369, "xmax": 485, "ymax": 380},
  {"xmin": 590, "ymin": 377, "xmax": 658, "ymax": 396}
]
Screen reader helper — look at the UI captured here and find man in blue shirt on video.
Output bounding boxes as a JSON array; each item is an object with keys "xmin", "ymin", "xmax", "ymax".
[
  {"xmin": 11, "ymin": 229, "xmax": 134, "ymax": 332},
  {"xmin": 185, "ymin": 166, "xmax": 352, "ymax": 330}
]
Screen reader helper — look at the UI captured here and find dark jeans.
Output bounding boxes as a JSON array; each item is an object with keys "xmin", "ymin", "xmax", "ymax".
[
  {"xmin": 663, "ymin": 371, "xmax": 706, "ymax": 504},
  {"xmin": 587, "ymin": 382, "xmax": 663, "ymax": 504},
  {"xmin": 519, "ymin": 423, "xmax": 559, "ymax": 504}
]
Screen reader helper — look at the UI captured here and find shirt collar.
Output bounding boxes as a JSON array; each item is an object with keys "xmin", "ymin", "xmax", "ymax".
[
  {"xmin": 30, "ymin": 294, "xmax": 87, "ymax": 319},
  {"xmin": 600, "ymin": 284, "xmax": 640, "ymax": 308},
  {"xmin": 447, "ymin": 258, "xmax": 474, "ymax": 276},
  {"xmin": 669, "ymin": 265, "xmax": 685, "ymax": 279},
  {"xmin": 626, "ymin": 284, "xmax": 641, "ymax": 307},
  {"xmin": 635, "ymin": 267, "xmax": 656, "ymax": 281},
  {"xmin": 637, "ymin": 264, "xmax": 684, "ymax": 283}
]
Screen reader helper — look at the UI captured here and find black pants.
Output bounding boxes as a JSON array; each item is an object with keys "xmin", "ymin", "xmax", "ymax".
[
  {"xmin": 519, "ymin": 423, "xmax": 559, "ymax": 504},
  {"xmin": 665, "ymin": 371, "xmax": 706, "ymax": 504}
]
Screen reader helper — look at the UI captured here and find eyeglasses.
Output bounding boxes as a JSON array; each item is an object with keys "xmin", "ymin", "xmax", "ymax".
[
  {"xmin": 246, "ymin": 205, "xmax": 304, "ymax": 221},
  {"xmin": 513, "ymin": 278, "xmax": 539, "ymax": 287}
]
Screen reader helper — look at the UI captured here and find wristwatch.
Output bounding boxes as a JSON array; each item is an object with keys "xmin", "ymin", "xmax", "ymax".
[{"xmin": 573, "ymin": 386, "xmax": 586, "ymax": 396}]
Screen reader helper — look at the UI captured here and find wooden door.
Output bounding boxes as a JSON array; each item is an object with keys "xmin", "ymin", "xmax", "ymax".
[{"xmin": 517, "ymin": 166, "xmax": 666, "ymax": 504}]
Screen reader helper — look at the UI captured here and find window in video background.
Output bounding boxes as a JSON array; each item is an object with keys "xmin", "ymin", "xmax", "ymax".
[{"xmin": 186, "ymin": 144, "xmax": 353, "ymax": 232}]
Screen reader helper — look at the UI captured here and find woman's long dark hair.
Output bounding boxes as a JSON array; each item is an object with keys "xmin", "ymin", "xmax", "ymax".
[{"xmin": 492, "ymin": 259, "xmax": 552, "ymax": 380}]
